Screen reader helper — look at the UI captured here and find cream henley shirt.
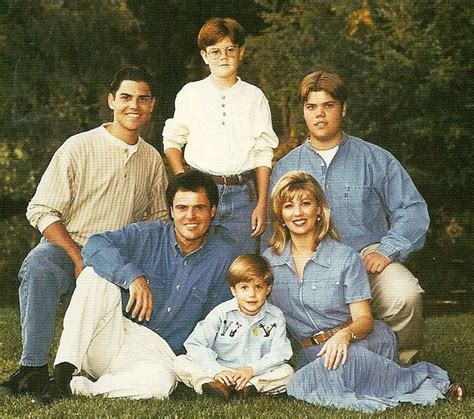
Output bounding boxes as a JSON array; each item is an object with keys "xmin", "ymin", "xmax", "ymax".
[
  {"xmin": 27, "ymin": 124, "xmax": 168, "ymax": 246},
  {"xmin": 162, "ymin": 76, "xmax": 278, "ymax": 175}
]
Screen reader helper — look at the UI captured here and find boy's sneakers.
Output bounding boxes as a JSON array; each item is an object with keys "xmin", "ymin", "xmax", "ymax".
[
  {"xmin": 0, "ymin": 365, "xmax": 49, "ymax": 396},
  {"xmin": 236, "ymin": 384, "xmax": 258, "ymax": 400},
  {"xmin": 202, "ymin": 381, "xmax": 234, "ymax": 401}
]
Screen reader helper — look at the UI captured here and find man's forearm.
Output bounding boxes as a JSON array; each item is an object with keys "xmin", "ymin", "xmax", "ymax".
[
  {"xmin": 43, "ymin": 221, "xmax": 82, "ymax": 268},
  {"xmin": 165, "ymin": 148, "xmax": 186, "ymax": 175},
  {"xmin": 254, "ymin": 166, "xmax": 271, "ymax": 208}
]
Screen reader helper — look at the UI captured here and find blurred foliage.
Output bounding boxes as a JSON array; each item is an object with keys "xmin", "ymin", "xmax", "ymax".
[{"xmin": 0, "ymin": 0, "xmax": 472, "ymax": 301}]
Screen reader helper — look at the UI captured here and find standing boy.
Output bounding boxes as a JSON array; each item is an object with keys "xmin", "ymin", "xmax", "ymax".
[
  {"xmin": 163, "ymin": 17, "xmax": 278, "ymax": 253},
  {"xmin": 174, "ymin": 254, "xmax": 293, "ymax": 401},
  {"xmin": 0, "ymin": 66, "xmax": 168, "ymax": 396},
  {"xmin": 270, "ymin": 71, "xmax": 428, "ymax": 365}
]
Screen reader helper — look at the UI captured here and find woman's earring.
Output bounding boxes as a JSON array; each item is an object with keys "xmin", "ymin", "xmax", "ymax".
[{"xmin": 316, "ymin": 216, "xmax": 321, "ymax": 221}]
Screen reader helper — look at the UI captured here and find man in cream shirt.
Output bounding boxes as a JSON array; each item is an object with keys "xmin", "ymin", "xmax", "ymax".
[{"xmin": 0, "ymin": 66, "xmax": 168, "ymax": 396}]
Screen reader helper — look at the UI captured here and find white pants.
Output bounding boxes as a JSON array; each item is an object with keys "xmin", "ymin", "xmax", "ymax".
[
  {"xmin": 54, "ymin": 267, "xmax": 177, "ymax": 399},
  {"xmin": 173, "ymin": 355, "xmax": 293, "ymax": 394},
  {"xmin": 361, "ymin": 244, "xmax": 424, "ymax": 365}
]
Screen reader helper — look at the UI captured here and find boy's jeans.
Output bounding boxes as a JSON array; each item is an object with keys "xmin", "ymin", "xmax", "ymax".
[
  {"xmin": 213, "ymin": 183, "xmax": 258, "ymax": 254},
  {"xmin": 18, "ymin": 238, "xmax": 75, "ymax": 366}
]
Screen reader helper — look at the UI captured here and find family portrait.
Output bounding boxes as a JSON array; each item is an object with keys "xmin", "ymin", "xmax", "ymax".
[{"xmin": 0, "ymin": 1, "xmax": 471, "ymax": 417}]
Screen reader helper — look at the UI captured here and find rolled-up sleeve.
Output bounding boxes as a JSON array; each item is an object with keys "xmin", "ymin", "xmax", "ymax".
[
  {"xmin": 162, "ymin": 88, "xmax": 190, "ymax": 151},
  {"xmin": 252, "ymin": 95, "xmax": 279, "ymax": 168},
  {"xmin": 26, "ymin": 146, "xmax": 76, "ymax": 232}
]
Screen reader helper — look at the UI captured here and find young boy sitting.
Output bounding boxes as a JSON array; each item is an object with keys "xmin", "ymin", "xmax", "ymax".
[
  {"xmin": 173, "ymin": 254, "xmax": 293, "ymax": 401},
  {"xmin": 163, "ymin": 17, "xmax": 279, "ymax": 253}
]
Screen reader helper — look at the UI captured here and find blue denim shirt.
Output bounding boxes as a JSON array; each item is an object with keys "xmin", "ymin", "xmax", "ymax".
[
  {"xmin": 184, "ymin": 298, "xmax": 292, "ymax": 377},
  {"xmin": 82, "ymin": 221, "xmax": 237, "ymax": 354},
  {"xmin": 263, "ymin": 237, "xmax": 371, "ymax": 341},
  {"xmin": 271, "ymin": 134, "xmax": 429, "ymax": 261}
]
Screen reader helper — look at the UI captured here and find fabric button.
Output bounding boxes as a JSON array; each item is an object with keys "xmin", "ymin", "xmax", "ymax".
[
  {"xmin": 222, "ymin": 95, "xmax": 225, "ymax": 99},
  {"xmin": 184, "ymin": 260, "xmax": 188, "ymax": 266},
  {"xmin": 176, "ymin": 285, "xmax": 181, "ymax": 290},
  {"xmin": 223, "ymin": 112, "xmax": 226, "ymax": 116},
  {"xmin": 221, "ymin": 121, "xmax": 225, "ymax": 125},
  {"xmin": 167, "ymin": 307, "xmax": 171, "ymax": 313},
  {"xmin": 221, "ymin": 103, "xmax": 225, "ymax": 107}
]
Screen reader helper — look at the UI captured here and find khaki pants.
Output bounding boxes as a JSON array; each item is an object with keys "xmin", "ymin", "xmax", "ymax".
[
  {"xmin": 361, "ymin": 244, "xmax": 424, "ymax": 365},
  {"xmin": 173, "ymin": 355, "xmax": 293, "ymax": 394},
  {"xmin": 55, "ymin": 267, "xmax": 177, "ymax": 399}
]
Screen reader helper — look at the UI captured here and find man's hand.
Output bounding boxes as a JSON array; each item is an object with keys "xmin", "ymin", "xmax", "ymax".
[
  {"xmin": 214, "ymin": 370, "xmax": 236, "ymax": 386},
  {"xmin": 251, "ymin": 204, "xmax": 267, "ymax": 238},
  {"xmin": 126, "ymin": 276, "xmax": 153, "ymax": 322},
  {"xmin": 363, "ymin": 251, "xmax": 392, "ymax": 274},
  {"xmin": 232, "ymin": 366, "xmax": 254, "ymax": 390}
]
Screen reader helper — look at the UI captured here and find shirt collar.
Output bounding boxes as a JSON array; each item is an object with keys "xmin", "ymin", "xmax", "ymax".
[
  {"xmin": 266, "ymin": 237, "xmax": 336, "ymax": 268},
  {"xmin": 304, "ymin": 132, "xmax": 348, "ymax": 154},
  {"xmin": 205, "ymin": 75, "xmax": 242, "ymax": 95},
  {"xmin": 100, "ymin": 123, "xmax": 142, "ymax": 152}
]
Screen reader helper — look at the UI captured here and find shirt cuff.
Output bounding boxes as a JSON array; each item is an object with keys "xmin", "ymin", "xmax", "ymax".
[
  {"xmin": 115, "ymin": 263, "xmax": 145, "ymax": 289},
  {"xmin": 376, "ymin": 242, "xmax": 399, "ymax": 260},
  {"xmin": 37, "ymin": 214, "xmax": 62, "ymax": 233}
]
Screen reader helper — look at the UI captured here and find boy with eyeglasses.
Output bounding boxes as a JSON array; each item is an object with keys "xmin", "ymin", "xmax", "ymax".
[{"xmin": 163, "ymin": 17, "xmax": 278, "ymax": 254}]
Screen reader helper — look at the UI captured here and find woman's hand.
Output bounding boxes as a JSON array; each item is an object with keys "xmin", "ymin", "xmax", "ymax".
[{"xmin": 317, "ymin": 329, "xmax": 352, "ymax": 370}]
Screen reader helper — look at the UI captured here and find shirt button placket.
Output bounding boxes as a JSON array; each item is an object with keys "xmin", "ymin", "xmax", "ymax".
[{"xmin": 221, "ymin": 95, "xmax": 226, "ymax": 125}]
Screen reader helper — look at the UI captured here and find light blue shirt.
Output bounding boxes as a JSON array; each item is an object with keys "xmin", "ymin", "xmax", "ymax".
[
  {"xmin": 183, "ymin": 298, "xmax": 292, "ymax": 378},
  {"xmin": 82, "ymin": 221, "xmax": 237, "ymax": 354},
  {"xmin": 263, "ymin": 237, "xmax": 371, "ymax": 341},
  {"xmin": 270, "ymin": 134, "xmax": 429, "ymax": 261}
]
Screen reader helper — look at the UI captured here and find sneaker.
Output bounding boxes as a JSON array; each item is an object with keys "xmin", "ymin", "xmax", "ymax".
[
  {"xmin": 0, "ymin": 366, "xmax": 49, "ymax": 396},
  {"xmin": 236, "ymin": 384, "xmax": 258, "ymax": 400},
  {"xmin": 201, "ymin": 380, "xmax": 234, "ymax": 402},
  {"xmin": 37, "ymin": 378, "xmax": 72, "ymax": 404}
]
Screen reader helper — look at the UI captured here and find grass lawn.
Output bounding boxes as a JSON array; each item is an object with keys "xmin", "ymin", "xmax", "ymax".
[{"xmin": 0, "ymin": 307, "xmax": 472, "ymax": 418}]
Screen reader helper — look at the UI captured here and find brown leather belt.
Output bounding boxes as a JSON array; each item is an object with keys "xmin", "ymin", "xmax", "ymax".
[
  {"xmin": 209, "ymin": 171, "xmax": 254, "ymax": 186},
  {"xmin": 299, "ymin": 320, "xmax": 353, "ymax": 348}
]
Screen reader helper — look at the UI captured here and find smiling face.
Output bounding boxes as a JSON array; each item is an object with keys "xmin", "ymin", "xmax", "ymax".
[
  {"xmin": 281, "ymin": 191, "xmax": 321, "ymax": 240},
  {"xmin": 231, "ymin": 278, "xmax": 272, "ymax": 317},
  {"xmin": 303, "ymin": 90, "xmax": 346, "ymax": 149},
  {"xmin": 171, "ymin": 188, "xmax": 216, "ymax": 254},
  {"xmin": 200, "ymin": 36, "xmax": 244, "ymax": 87},
  {"xmin": 108, "ymin": 80, "xmax": 155, "ymax": 144}
]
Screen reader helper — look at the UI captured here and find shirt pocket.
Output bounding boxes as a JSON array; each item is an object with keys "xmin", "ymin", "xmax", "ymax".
[
  {"xmin": 344, "ymin": 185, "xmax": 382, "ymax": 226},
  {"xmin": 304, "ymin": 277, "xmax": 345, "ymax": 312}
]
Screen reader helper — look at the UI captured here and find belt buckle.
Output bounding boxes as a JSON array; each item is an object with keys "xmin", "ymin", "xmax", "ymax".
[{"xmin": 311, "ymin": 331, "xmax": 324, "ymax": 344}]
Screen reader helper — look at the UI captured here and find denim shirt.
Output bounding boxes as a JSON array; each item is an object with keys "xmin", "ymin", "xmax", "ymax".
[
  {"xmin": 271, "ymin": 134, "xmax": 429, "ymax": 261},
  {"xmin": 184, "ymin": 298, "xmax": 292, "ymax": 378},
  {"xmin": 82, "ymin": 221, "xmax": 236, "ymax": 354},
  {"xmin": 263, "ymin": 237, "xmax": 371, "ymax": 341}
]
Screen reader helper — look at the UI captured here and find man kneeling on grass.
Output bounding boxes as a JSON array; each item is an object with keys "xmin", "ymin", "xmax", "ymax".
[
  {"xmin": 174, "ymin": 254, "xmax": 293, "ymax": 401},
  {"xmin": 38, "ymin": 170, "xmax": 238, "ymax": 402}
]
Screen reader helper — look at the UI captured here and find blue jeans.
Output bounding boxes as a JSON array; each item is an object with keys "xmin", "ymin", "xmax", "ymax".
[
  {"xmin": 18, "ymin": 238, "xmax": 75, "ymax": 366},
  {"xmin": 212, "ymin": 183, "xmax": 257, "ymax": 254}
]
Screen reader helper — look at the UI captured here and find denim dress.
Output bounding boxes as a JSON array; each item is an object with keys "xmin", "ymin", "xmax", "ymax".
[{"xmin": 263, "ymin": 238, "xmax": 449, "ymax": 413}]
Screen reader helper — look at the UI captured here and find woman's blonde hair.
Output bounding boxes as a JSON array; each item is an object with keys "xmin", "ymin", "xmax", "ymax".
[{"xmin": 270, "ymin": 171, "xmax": 338, "ymax": 254}]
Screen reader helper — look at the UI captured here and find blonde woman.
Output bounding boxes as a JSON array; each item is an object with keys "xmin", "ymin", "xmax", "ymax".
[{"xmin": 262, "ymin": 171, "xmax": 464, "ymax": 412}]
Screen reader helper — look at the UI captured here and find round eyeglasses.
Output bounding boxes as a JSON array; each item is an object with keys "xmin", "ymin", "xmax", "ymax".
[{"xmin": 205, "ymin": 45, "xmax": 240, "ymax": 60}]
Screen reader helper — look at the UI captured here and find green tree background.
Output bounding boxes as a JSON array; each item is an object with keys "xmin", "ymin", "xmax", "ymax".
[{"xmin": 0, "ymin": 0, "xmax": 472, "ymax": 307}]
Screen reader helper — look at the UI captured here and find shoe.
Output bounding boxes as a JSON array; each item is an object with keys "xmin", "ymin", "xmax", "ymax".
[
  {"xmin": 36, "ymin": 378, "xmax": 72, "ymax": 404},
  {"xmin": 0, "ymin": 366, "xmax": 49, "ymax": 396},
  {"xmin": 201, "ymin": 381, "xmax": 234, "ymax": 402},
  {"xmin": 447, "ymin": 382, "xmax": 466, "ymax": 401},
  {"xmin": 236, "ymin": 384, "xmax": 258, "ymax": 400}
]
